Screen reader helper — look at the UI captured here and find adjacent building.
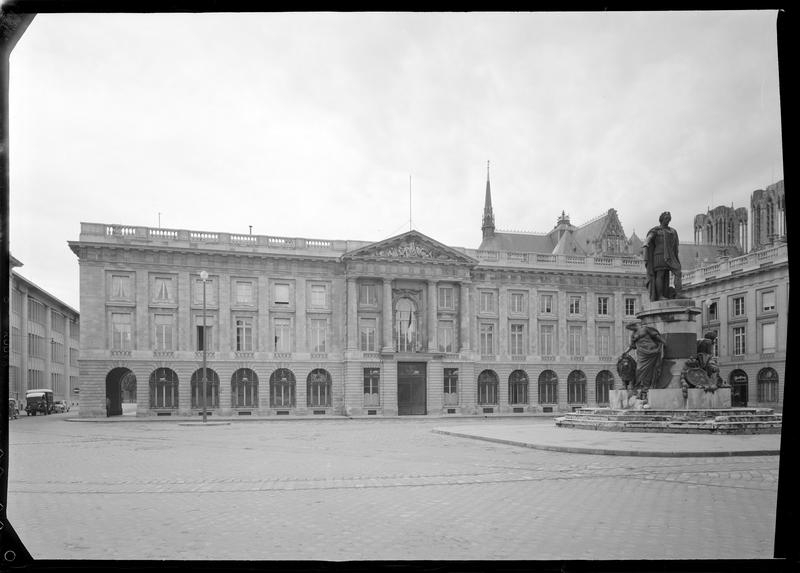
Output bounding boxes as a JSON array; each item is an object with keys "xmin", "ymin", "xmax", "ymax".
[
  {"xmin": 67, "ymin": 175, "xmax": 787, "ymax": 418},
  {"xmin": 8, "ymin": 255, "xmax": 81, "ymax": 404}
]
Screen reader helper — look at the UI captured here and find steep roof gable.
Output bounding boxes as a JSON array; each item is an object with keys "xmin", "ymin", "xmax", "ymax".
[{"xmin": 342, "ymin": 230, "xmax": 477, "ymax": 265}]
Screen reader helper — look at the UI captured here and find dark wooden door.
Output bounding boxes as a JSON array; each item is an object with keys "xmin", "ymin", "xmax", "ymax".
[
  {"xmin": 398, "ymin": 362, "xmax": 427, "ymax": 415},
  {"xmin": 731, "ymin": 371, "xmax": 748, "ymax": 407}
]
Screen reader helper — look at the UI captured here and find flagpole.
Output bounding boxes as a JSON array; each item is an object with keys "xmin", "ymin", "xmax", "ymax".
[{"xmin": 409, "ymin": 174, "xmax": 412, "ymax": 231}]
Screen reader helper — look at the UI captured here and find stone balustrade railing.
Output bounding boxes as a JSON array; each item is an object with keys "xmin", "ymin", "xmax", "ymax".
[
  {"xmin": 80, "ymin": 222, "xmax": 366, "ymax": 255},
  {"xmin": 681, "ymin": 243, "xmax": 788, "ymax": 285},
  {"xmin": 470, "ymin": 249, "xmax": 645, "ymax": 272}
]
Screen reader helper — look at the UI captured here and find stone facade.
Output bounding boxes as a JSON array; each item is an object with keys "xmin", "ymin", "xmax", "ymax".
[
  {"xmin": 9, "ymin": 256, "xmax": 81, "ymax": 404},
  {"xmin": 67, "ymin": 177, "xmax": 787, "ymax": 418}
]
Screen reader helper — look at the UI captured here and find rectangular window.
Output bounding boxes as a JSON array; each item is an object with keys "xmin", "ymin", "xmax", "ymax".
[
  {"xmin": 510, "ymin": 292, "xmax": 525, "ymax": 314},
  {"xmin": 624, "ymin": 297, "xmax": 636, "ymax": 317},
  {"xmin": 539, "ymin": 294, "xmax": 553, "ymax": 314},
  {"xmin": 274, "ymin": 283, "xmax": 290, "ymax": 305},
  {"xmin": 359, "ymin": 284, "xmax": 378, "ymax": 306},
  {"xmin": 733, "ymin": 326, "xmax": 746, "ymax": 356},
  {"xmin": 568, "ymin": 325, "xmax": 583, "ymax": 356},
  {"xmin": 597, "ymin": 296, "xmax": 609, "ymax": 316},
  {"xmin": 70, "ymin": 347, "xmax": 79, "ymax": 367},
  {"xmin": 110, "ymin": 275, "xmax": 131, "ymax": 300},
  {"xmin": 235, "ymin": 317, "xmax": 254, "ymax": 352},
  {"xmin": 51, "ymin": 341, "xmax": 65, "ymax": 363},
  {"xmin": 597, "ymin": 326, "xmax": 611, "ymax": 356},
  {"xmin": 235, "ymin": 281, "xmax": 254, "ymax": 305},
  {"xmin": 11, "ymin": 326, "xmax": 21, "ymax": 354},
  {"xmin": 540, "ymin": 324, "xmax": 555, "ymax": 356},
  {"xmin": 437, "ymin": 320, "xmax": 455, "ymax": 353},
  {"xmin": 11, "ymin": 289, "xmax": 22, "ymax": 315},
  {"xmin": 70, "ymin": 320, "xmax": 80, "ymax": 341},
  {"xmin": 28, "ymin": 333, "xmax": 44, "ymax": 358},
  {"xmin": 363, "ymin": 368, "xmax": 380, "ymax": 406},
  {"xmin": 732, "ymin": 296, "xmax": 746, "ymax": 317},
  {"xmin": 569, "ymin": 295, "xmax": 582, "ymax": 315},
  {"xmin": 479, "ymin": 323, "xmax": 495, "ymax": 355},
  {"xmin": 761, "ymin": 291, "xmax": 776, "ymax": 312},
  {"xmin": 51, "ymin": 311, "xmax": 66, "ymax": 334},
  {"xmin": 310, "ymin": 285, "xmax": 327, "ymax": 309},
  {"xmin": 310, "ymin": 319, "xmax": 327, "ymax": 353},
  {"xmin": 762, "ymin": 322, "xmax": 776, "ymax": 353},
  {"xmin": 196, "ymin": 323, "xmax": 213, "ymax": 351},
  {"xmin": 28, "ymin": 298, "xmax": 46, "ymax": 324},
  {"xmin": 510, "ymin": 323, "xmax": 525, "ymax": 355},
  {"xmin": 479, "ymin": 291, "xmax": 496, "ymax": 313},
  {"xmin": 359, "ymin": 318, "xmax": 377, "ymax": 351},
  {"xmin": 193, "ymin": 277, "xmax": 217, "ymax": 306},
  {"xmin": 438, "ymin": 286, "xmax": 454, "ymax": 310},
  {"xmin": 154, "ymin": 314, "xmax": 173, "ymax": 350},
  {"xmin": 154, "ymin": 277, "xmax": 173, "ymax": 302},
  {"xmin": 443, "ymin": 368, "xmax": 458, "ymax": 394},
  {"xmin": 111, "ymin": 313, "xmax": 132, "ymax": 350},
  {"xmin": 274, "ymin": 318, "xmax": 292, "ymax": 352}
]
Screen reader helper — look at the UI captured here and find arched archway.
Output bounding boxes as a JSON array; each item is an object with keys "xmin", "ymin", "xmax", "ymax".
[
  {"xmin": 595, "ymin": 370, "xmax": 615, "ymax": 405},
  {"xmin": 307, "ymin": 369, "xmax": 332, "ymax": 408},
  {"xmin": 190, "ymin": 368, "xmax": 220, "ymax": 409},
  {"xmin": 567, "ymin": 370, "xmax": 587, "ymax": 405},
  {"xmin": 106, "ymin": 367, "xmax": 134, "ymax": 417},
  {"xmin": 508, "ymin": 370, "xmax": 529, "ymax": 405},
  {"xmin": 270, "ymin": 368, "xmax": 296, "ymax": 408},
  {"xmin": 538, "ymin": 370, "xmax": 558, "ymax": 404},
  {"xmin": 729, "ymin": 369, "xmax": 748, "ymax": 407},
  {"xmin": 232, "ymin": 368, "xmax": 258, "ymax": 409},
  {"xmin": 477, "ymin": 370, "xmax": 498, "ymax": 405},
  {"xmin": 149, "ymin": 368, "xmax": 179, "ymax": 410}
]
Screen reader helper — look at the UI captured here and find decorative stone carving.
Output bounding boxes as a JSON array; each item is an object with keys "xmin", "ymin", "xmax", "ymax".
[
  {"xmin": 680, "ymin": 331, "xmax": 729, "ymax": 395},
  {"xmin": 374, "ymin": 239, "xmax": 450, "ymax": 260}
]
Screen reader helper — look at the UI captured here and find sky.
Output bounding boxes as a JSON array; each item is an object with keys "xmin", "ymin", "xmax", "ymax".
[{"xmin": 8, "ymin": 11, "xmax": 784, "ymax": 311}]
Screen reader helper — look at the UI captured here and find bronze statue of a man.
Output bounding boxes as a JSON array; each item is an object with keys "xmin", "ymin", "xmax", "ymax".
[{"xmin": 643, "ymin": 211, "xmax": 682, "ymax": 301}]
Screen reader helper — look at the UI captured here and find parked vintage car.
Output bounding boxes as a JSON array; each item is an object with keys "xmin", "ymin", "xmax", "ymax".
[
  {"xmin": 53, "ymin": 400, "xmax": 68, "ymax": 413},
  {"xmin": 8, "ymin": 399, "xmax": 20, "ymax": 420}
]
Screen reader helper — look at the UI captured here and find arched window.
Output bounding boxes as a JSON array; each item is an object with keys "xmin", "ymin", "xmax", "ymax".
[
  {"xmin": 395, "ymin": 298, "xmax": 418, "ymax": 352},
  {"xmin": 270, "ymin": 368, "xmax": 296, "ymax": 408},
  {"xmin": 508, "ymin": 370, "xmax": 528, "ymax": 405},
  {"xmin": 477, "ymin": 370, "xmax": 498, "ymax": 405},
  {"xmin": 727, "ymin": 219, "xmax": 735, "ymax": 245},
  {"xmin": 191, "ymin": 369, "xmax": 219, "ymax": 409},
  {"xmin": 706, "ymin": 222, "xmax": 713, "ymax": 244},
  {"xmin": 567, "ymin": 370, "xmax": 587, "ymax": 404},
  {"xmin": 757, "ymin": 367, "xmax": 779, "ymax": 403},
  {"xmin": 595, "ymin": 370, "xmax": 614, "ymax": 405},
  {"xmin": 307, "ymin": 369, "xmax": 332, "ymax": 407},
  {"xmin": 231, "ymin": 368, "xmax": 258, "ymax": 408},
  {"xmin": 538, "ymin": 370, "xmax": 558, "ymax": 404},
  {"xmin": 149, "ymin": 368, "xmax": 178, "ymax": 409}
]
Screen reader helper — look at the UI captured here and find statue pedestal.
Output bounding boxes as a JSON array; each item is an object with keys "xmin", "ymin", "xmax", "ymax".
[
  {"xmin": 647, "ymin": 388, "xmax": 686, "ymax": 409},
  {"xmin": 686, "ymin": 388, "xmax": 731, "ymax": 409},
  {"xmin": 638, "ymin": 299, "xmax": 702, "ymax": 389}
]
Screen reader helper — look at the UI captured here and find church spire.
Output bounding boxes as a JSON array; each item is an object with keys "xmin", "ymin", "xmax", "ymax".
[{"xmin": 482, "ymin": 160, "xmax": 495, "ymax": 240}]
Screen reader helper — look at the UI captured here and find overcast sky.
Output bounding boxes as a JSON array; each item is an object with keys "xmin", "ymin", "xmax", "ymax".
[{"xmin": 9, "ymin": 11, "xmax": 783, "ymax": 311}]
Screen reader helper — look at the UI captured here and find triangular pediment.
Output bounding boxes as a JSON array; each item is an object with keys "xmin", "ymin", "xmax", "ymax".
[{"xmin": 342, "ymin": 230, "xmax": 477, "ymax": 265}]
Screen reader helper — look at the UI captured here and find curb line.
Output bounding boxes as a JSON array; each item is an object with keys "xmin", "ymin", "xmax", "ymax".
[{"xmin": 432, "ymin": 429, "xmax": 781, "ymax": 458}]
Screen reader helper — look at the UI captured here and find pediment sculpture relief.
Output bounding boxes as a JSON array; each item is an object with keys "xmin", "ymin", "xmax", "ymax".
[{"xmin": 373, "ymin": 239, "xmax": 450, "ymax": 260}]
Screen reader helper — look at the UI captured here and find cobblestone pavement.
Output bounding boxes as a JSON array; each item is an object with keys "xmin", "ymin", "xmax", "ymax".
[{"xmin": 6, "ymin": 414, "xmax": 779, "ymax": 561}]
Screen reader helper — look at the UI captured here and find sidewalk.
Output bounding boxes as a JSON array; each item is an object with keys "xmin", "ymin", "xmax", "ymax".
[{"xmin": 433, "ymin": 423, "xmax": 782, "ymax": 457}]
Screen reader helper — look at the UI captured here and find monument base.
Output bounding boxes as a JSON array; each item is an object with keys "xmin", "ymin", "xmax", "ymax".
[
  {"xmin": 647, "ymin": 388, "xmax": 685, "ymax": 409},
  {"xmin": 686, "ymin": 387, "xmax": 731, "ymax": 409}
]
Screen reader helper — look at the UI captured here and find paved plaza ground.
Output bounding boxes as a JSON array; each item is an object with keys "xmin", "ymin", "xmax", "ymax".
[{"xmin": 6, "ymin": 412, "xmax": 781, "ymax": 561}]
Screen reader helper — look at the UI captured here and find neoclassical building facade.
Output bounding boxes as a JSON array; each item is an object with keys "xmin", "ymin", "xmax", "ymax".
[{"xmin": 68, "ymin": 176, "xmax": 786, "ymax": 418}]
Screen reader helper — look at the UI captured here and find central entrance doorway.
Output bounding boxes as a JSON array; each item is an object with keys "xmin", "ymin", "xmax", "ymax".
[{"xmin": 397, "ymin": 362, "xmax": 427, "ymax": 415}]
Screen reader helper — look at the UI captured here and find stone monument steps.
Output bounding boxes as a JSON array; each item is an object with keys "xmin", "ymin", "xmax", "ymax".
[{"xmin": 555, "ymin": 408, "xmax": 782, "ymax": 434}]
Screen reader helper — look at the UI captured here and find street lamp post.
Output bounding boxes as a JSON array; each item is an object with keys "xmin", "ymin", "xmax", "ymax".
[{"xmin": 200, "ymin": 270, "xmax": 209, "ymax": 423}]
